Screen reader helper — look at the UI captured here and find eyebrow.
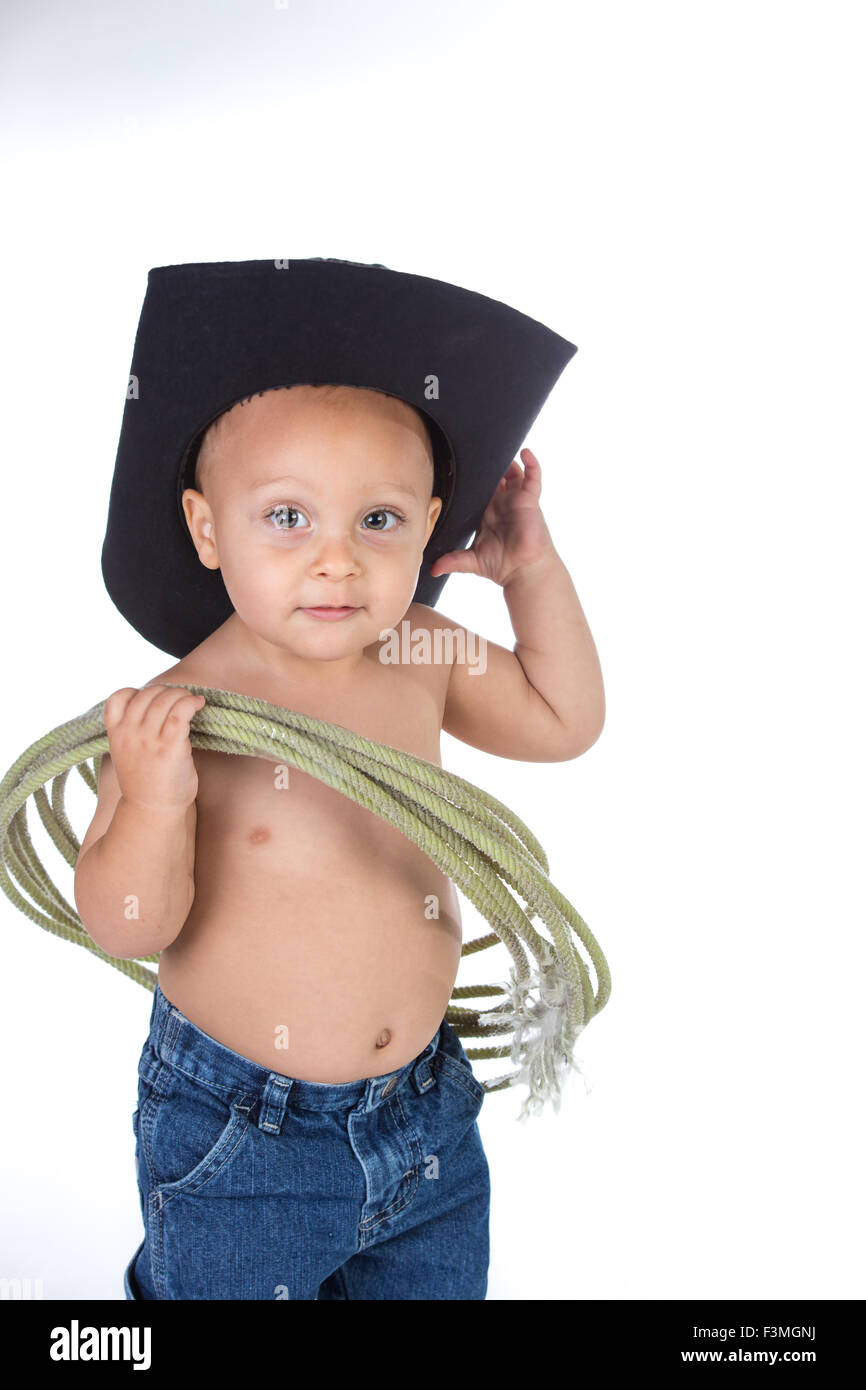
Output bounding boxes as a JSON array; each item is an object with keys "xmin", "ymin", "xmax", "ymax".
[{"xmin": 247, "ymin": 474, "xmax": 420, "ymax": 499}]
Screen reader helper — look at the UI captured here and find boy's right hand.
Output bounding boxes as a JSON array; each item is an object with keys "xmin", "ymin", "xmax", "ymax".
[{"xmin": 102, "ymin": 686, "xmax": 206, "ymax": 812}]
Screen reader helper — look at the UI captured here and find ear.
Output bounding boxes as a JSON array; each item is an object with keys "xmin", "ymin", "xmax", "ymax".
[
  {"xmin": 425, "ymin": 496, "xmax": 443, "ymax": 544},
  {"xmin": 181, "ymin": 488, "xmax": 220, "ymax": 570}
]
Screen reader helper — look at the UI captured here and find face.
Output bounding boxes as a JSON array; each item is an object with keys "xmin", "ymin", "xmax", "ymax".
[{"xmin": 181, "ymin": 386, "xmax": 443, "ymax": 670}]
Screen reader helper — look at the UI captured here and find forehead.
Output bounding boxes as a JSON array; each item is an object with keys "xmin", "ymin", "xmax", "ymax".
[
  {"xmin": 210, "ymin": 385, "xmax": 428, "ymax": 448},
  {"xmin": 195, "ymin": 384, "xmax": 434, "ymax": 494}
]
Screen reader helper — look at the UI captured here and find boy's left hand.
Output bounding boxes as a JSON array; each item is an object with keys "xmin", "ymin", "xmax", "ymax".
[{"xmin": 428, "ymin": 448, "xmax": 557, "ymax": 588}]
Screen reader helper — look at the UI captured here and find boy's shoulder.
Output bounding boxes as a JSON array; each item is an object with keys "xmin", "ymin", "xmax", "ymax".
[
  {"xmin": 403, "ymin": 600, "xmax": 436, "ymax": 627},
  {"xmin": 142, "ymin": 627, "xmax": 225, "ymax": 690},
  {"xmin": 383, "ymin": 601, "xmax": 468, "ymax": 661},
  {"xmin": 401, "ymin": 601, "xmax": 464, "ymax": 634},
  {"xmin": 140, "ymin": 660, "xmax": 199, "ymax": 691}
]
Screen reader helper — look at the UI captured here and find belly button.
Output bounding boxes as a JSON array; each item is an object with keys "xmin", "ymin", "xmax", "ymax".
[
  {"xmin": 247, "ymin": 826, "xmax": 271, "ymax": 844},
  {"xmin": 375, "ymin": 1029, "xmax": 392, "ymax": 1049}
]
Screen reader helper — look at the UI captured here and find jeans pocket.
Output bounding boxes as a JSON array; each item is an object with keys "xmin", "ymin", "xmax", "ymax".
[
  {"xmin": 435, "ymin": 1050, "xmax": 486, "ymax": 1110},
  {"xmin": 139, "ymin": 1061, "xmax": 252, "ymax": 1198}
]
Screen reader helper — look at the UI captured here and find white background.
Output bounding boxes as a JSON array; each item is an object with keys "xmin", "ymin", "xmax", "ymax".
[{"xmin": 0, "ymin": 0, "xmax": 863, "ymax": 1301}]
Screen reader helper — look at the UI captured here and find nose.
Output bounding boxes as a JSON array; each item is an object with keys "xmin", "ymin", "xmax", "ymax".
[{"xmin": 308, "ymin": 529, "xmax": 361, "ymax": 581}]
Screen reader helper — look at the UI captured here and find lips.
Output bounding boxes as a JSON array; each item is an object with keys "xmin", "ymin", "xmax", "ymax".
[{"xmin": 300, "ymin": 605, "xmax": 359, "ymax": 621}]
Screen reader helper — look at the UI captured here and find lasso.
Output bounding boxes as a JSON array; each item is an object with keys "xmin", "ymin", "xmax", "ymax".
[{"xmin": 0, "ymin": 684, "xmax": 611, "ymax": 1120}]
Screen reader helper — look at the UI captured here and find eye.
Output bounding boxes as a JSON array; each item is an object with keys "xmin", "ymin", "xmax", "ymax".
[
  {"xmin": 266, "ymin": 504, "xmax": 309, "ymax": 530},
  {"xmin": 363, "ymin": 509, "xmax": 405, "ymax": 532},
  {"xmin": 263, "ymin": 505, "xmax": 405, "ymax": 534}
]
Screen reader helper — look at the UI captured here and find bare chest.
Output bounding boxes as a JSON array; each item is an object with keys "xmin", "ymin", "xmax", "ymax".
[{"xmin": 176, "ymin": 650, "xmax": 454, "ymax": 905}]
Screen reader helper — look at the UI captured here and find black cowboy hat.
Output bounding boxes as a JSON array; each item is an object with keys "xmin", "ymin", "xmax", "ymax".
[{"xmin": 101, "ymin": 258, "xmax": 577, "ymax": 657}]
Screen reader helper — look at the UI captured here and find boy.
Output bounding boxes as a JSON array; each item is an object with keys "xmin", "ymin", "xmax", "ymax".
[{"xmin": 74, "ymin": 261, "xmax": 604, "ymax": 1300}]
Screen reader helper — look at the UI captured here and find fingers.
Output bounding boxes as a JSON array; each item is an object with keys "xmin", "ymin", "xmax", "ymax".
[
  {"xmin": 520, "ymin": 449, "xmax": 541, "ymax": 498},
  {"xmin": 102, "ymin": 688, "xmax": 140, "ymax": 729},
  {"xmin": 154, "ymin": 691, "xmax": 206, "ymax": 741},
  {"xmin": 497, "ymin": 450, "xmax": 541, "ymax": 493},
  {"xmin": 430, "ymin": 549, "xmax": 480, "ymax": 578},
  {"xmin": 103, "ymin": 685, "xmax": 205, "ymax": 740}
]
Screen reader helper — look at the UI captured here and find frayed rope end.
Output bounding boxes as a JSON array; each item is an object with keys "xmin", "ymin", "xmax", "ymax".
[{"xmin": 478, "ymin": 950, "xmax": 594, "ymax": 1120}]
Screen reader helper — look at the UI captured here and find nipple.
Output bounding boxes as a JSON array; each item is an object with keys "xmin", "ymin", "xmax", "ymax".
[{"xmin": 375, "ymin": 1029, "xmax": 392, "ymax": 1049}]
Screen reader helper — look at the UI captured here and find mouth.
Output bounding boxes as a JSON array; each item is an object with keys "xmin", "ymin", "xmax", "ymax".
[{"xmin": 299, "ymin": 605, "xmax": 360, "ymax": 621}]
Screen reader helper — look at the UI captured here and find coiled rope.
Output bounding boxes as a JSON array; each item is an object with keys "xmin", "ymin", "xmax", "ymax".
[{"xmin": 0, "ymin": 684, "xmax": 611, "ymax": 1120}]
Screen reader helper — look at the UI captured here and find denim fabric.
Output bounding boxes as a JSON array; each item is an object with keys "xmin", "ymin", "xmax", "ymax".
[{"xmin": 124, "ymin": 983, "xmax": 490, "ymax": 1300}]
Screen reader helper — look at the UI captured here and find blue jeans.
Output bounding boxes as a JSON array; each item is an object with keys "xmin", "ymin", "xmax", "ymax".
[{"xmin": 124, "ymin": 983, "xmax": 490, "ymax": 1299}]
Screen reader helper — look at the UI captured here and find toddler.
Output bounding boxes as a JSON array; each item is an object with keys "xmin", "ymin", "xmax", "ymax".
[{"xmin": 74, "ymin": 266, "xmax": 604, "ymax": 1300}]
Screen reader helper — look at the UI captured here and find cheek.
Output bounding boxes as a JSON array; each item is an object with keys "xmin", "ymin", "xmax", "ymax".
[{"xmin": 217, "ymin": 530, "xmax": 292, "ymax": 593}]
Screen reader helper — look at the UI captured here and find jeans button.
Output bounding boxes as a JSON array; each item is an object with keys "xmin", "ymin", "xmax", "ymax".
[{"xmin": 382, "ymin": 1076, "xmax": 398, "ymax": 1097}]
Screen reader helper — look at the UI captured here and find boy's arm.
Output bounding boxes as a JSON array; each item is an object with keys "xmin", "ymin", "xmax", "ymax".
[
  {"xmin": 73, "ymin": 753, "xmax": 197, "ymax": 960},
  {"xmin": 439, "ymin": 549, "xmax": 605, "ymax": 762}
]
